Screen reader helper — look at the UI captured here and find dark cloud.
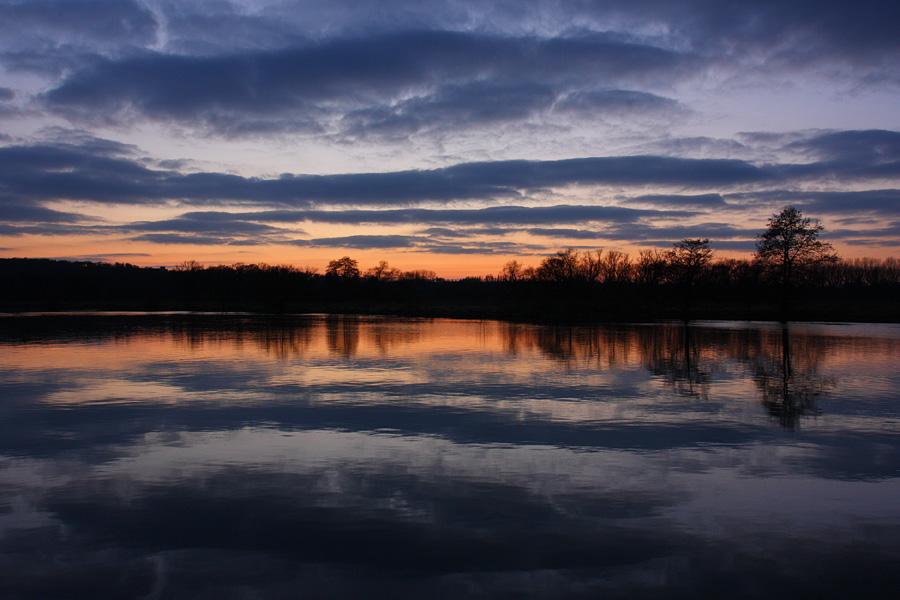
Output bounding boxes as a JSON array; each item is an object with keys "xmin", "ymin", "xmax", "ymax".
[
  {"xmin": 828, "ymin": 222, "xmax": 900, "ymax": 239},
  {"xmin": 3, "ymin": 131, "xmax": 900, "ymax": 246},
  {"xmin": 581, "ymin": 0, "xmax": 900, "ymax": 68},
  {"xmin": 526, "ymin": 228, "xmax": 606, "ymax": 240},
  {"xmin": 845, "ymin": 239, "xmax": 900, "ymax": 247},
  {"xmin": 124, "ymin": 217, "xmax": 286, "ymax": 236},
  {"xmin": 554, "ymin": 89, "xmax": 683, "ymax": 116},
  {"xmin": 0, "ymin": 200, "xmax": 93, "ymax": 223},
  {"xmin": 216, "ymin": 205, "xmax": 690, "ymax": 226},
  {"xmin": 730, "ymin": 189, "xmax": 900, "ymax": 217},
  {"xmin": 788, "ymin": 130, "xmax": 900, "ymax": 166},
  {"xmin": 41, "ymin": 30, "xmax": 698, "ymax": 131},
  {"xmin": 625, "ymin": 193, "xmax": 728, "ymax": 208},
  {"xmin": 0, "ymin": 224, "xmax": 98, "ymax": 237},
  {"xmin": 417, "ymin": 227, "xmax": 470, "ymax": 238},
  {"xmin": 600, "ymin": 222, "xmax": 757, "ymax": 242},
  {"xmin": 159, "ymin": 8, "xmax": 310, "ymax": 55},
  {"xmin": 524, "ymin": 224, "xmax": 760, "ymax": 249},
  {"xmin": 416, "ymin": 226, "xmax": 512, "ymax": 238},
  {"xmin": 294, "ymin": 235, "xmax": 417, "ymax": 249},
  {"xmin": 647, "ymin": 136, "xmax": 751, "ymax": 160},
  {"xmin": 0, "ymin": 142, "xmax": 170, "ymax": 205},
  {"xmin": 101, "ymin": 1, "xmax": 900, "ymax": 71},
  {"xmin": 129, "ymin": 233, "xmax": 246, "ymax": 246},
  {"xmin": 0, "ymin": 87, "xmax": 13, "ymax": 101},
  {"xmin": 342, "ymin": 81, "xmax": 557, "ymax": 138},
  {"xmin": 420, "ymin": 242, "xmax": 545, "ymax": 255},
  {"xmin": 116, "ymin": 213, "xmax": 298, "ymax": 246},
  {"xmin": 0, "ymin": 0, "xmax": 158, "ymax": 48},
  {"xmin": 0, "ymin": 137, "xmax": 778, "ymax": 208}
]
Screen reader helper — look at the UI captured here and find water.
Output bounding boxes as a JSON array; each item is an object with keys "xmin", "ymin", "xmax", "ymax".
[{"xmin": 1, "ymin": 314, "xmax": 899, "ymax": 598}]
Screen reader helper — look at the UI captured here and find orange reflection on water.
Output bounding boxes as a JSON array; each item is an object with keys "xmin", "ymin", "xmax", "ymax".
[{"xmin": 3, "ymin": 316, "xmax": 899, "ymax": 430}]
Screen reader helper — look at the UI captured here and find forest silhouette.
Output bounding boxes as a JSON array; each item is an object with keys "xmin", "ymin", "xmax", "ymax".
[{"xmin": 2, "ymin": 248, "xmax": 897, "ymax": 322}]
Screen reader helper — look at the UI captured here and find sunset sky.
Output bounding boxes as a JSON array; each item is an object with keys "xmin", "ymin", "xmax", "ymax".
[{"xmin": 1, "ymin": 0, "xmax": 898, "ymax": 277}]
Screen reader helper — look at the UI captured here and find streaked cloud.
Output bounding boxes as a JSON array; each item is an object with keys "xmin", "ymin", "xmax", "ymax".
[{"xmin": 1, "ymin": 0, "xmax": 898, "ymax": 265}]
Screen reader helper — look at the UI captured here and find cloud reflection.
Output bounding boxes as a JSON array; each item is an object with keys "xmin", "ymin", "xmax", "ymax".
[{"xmin": 2, "ymin": 316, "xmax": 900, "ymax": 597}]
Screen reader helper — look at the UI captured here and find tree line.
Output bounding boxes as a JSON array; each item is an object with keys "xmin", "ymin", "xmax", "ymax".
[{"xmin": 1, "ymin": 208, "xmax": 898, "ymax": 321}]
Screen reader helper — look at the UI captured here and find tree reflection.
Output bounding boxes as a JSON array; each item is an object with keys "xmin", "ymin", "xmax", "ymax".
[
  {"xmin": 641, "ymin": 325, "xmax": 714, "ymax": 400},
  {"xmin": 498, "ymin": 320, "xmax": 839, "ymax": 426},
  {"xmin": 325, "ymin": 315, "xmax": 361, "ymax": 357},
  {"xmin": 753, "ymin": 325, "xmax": 833, "ymax": 429}
]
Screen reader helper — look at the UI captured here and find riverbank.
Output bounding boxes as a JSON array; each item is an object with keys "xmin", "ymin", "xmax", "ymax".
[{"xmin": 3, "ymin": 258, "xmax": 898, "ymax": 324}]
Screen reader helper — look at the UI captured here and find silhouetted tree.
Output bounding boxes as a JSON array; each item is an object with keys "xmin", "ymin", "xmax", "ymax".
[
  {"xmin": 667, "ymin": 238, "xmax": 713, "ymax": 314},
  {"xmin": 325, "ymin": 256, "xmax": 360, "ymax": 279},
  {"xmin": 499, "ymin": 260, "xmax": 524, "ymax": 282},
  {"xmin": 400, "ymin": 269, "xmax": 438, "ymax": 281},
  {"xmin": 600, "ymin": 250, "xmax": 632, "ymax": 284},
  {"xmin": 635, "ymin": 249, "xmax": 667, "ymax": 286},
  {"xmin": 174, "ymin": 259, "xmax": 204, "ymax": 272},
  {"xmin": 536, "ymin": 248, "xmax": 602, "ymax": 283},
  {"xmin": 755, "ymin": 207, "xmax": 837, "ymax": 314},
  {"xmin": 537, "ymin": 248, "xmax": 582, "ymax": 282},
  {"xmin": 366, "ymin": 260, "xmax": 401, "ymax": 281}
]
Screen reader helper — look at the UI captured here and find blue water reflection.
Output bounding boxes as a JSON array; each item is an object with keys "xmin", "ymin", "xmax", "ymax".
[{"xmin": 1, "ymin": 315, "xmax": 899, "ymax": 598}]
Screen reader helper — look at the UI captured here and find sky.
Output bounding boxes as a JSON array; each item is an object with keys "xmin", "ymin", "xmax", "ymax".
[{"xmin": 0, "ymin": 0, "xmax": 898, "ymax": 277}]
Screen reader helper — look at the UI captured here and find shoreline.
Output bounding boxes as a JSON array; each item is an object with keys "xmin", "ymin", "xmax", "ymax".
[{"xmin": 1, "ymin": 305, "xmax": 897, "ymax": 326}]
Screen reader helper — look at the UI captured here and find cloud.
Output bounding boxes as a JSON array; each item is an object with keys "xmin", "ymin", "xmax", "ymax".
[
  {"xmin": 522, "ymin": 224, "xmax": 761, "ymax": 250},
  {"xmin": 0, "ymin": 0, "xmax": 158, "ymax": 49},
  {"xmin": 216, "ymin": 205, "xmax": 690, "ymax": 226},
  {"xmin": 0, "ymin": 137, "xmax": 778, "ymax": 208},
  {"xmin": 0, "ymin": 222, "xmax": 108, "ymax": 237},
  {"xmin": 625, "ymin": 193, "xmax": 728, "ymax": 208},
  {"xmin": 579, "ymin": 0, "xmax": 900, "ymax": 69},
  {"xmin": 167, "ymin": 1, "xmax": 900, "ymax": 67},
  {"xmin": 788, "ymin": 130, "xmax": 900, "ymax": 165},
  {"xmin": 342, "ymin": 81, "xmax": 557, "ymax": 138},
  {"xmin": 416, "ymin": 226, "xmax": 512, "ymax": 238},
  {"xmin": 129, "ymin": 233, "xmax": 254, "ymax": 246},
  {"xmin": 41, "ymin": 30, "xmax": 699, "ymax": 132},
  {"xmin": 526, "ymin": 228, "xmax": 607, "ymax": 240},
  {"xmin": 124, "ymin": 217, "xmax": 286, "ymax": 236},
  {"xmin": 0, "ymin": 201, "xmax": 93, "ymax": 223},
  {"xmin": 554, "ymin": 89, "xmax": 683, "ymax": 116},
  {"xmin": 419, "ymin": 241, "xmax": 546, "ymax": 254},
  {"xmin": 730, "ymin": 189, "xmax": 900, "ymax": 217},
  {"xmin": 288, "ymin": 234, "xmax": 544, "ymax": 253},
  {"xmin": 4, "ymin": 131, "xmax": 900, "ymax": 248},
  {"xmin": 600, "ymin": 222, "xmax": 758, "ymax": 242},
  {"xmin": 293, "ymin": 235, "xmax": 417, "ymax": 249}
]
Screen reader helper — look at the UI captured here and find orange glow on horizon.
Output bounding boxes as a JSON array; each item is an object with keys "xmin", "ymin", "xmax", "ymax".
[{"xmin": 3, "ymin": 238, "xmax": 898, "ymax": 279}]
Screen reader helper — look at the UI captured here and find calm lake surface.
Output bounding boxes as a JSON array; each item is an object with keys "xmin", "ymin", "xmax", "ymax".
[{"xmin": 1, "ymin": 314, "xmax": 899, "ymax": 599}]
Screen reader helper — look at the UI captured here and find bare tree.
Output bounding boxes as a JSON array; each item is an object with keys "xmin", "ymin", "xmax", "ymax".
[
  {"xmin": 537, "ymin": 248, "xmax": 582, "ymax": 282},
  {"xmin": 536, "ymin": 248, "xmax": 604, "ymax": 283},
  {"xmin": 325, "ymin": 256, "xmax": 360, "ymax": 279},
  {"xmin": 174, "ymin": 259, "xmax": 204, "ymax": 272},
  {"xmin": 366, "ymin": 260, "xmax": 401, "ymax": 281},
  {"xmin": 667, "ymin": 238, "xmax": 713, "ymax": 314},
  {"xmin": 635, "ymin": 249, "xmax": 667, "ymax": 286},
  {"xmin": 600, "ymin": 250, "xmax": 631, "ymax": 284},
  {"xmin": 755, "ymin": 207, "xmax": 837, "ymax": 313},
  {"xmin": 499, "ymin": 260, "xmax": 524, "ymax": 282}
]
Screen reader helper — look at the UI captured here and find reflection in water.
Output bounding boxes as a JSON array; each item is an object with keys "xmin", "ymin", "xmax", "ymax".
[
  {"xmin": 638, "ymin": 325, "xmax": 714, "ymax": 400},
  {"xmin": 753, "ymin": 326, "xmax": 834, "ymax": 428},
  {"xmin": 1, "ymin": 315, "xmax": 899, "ymax": 598}
]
